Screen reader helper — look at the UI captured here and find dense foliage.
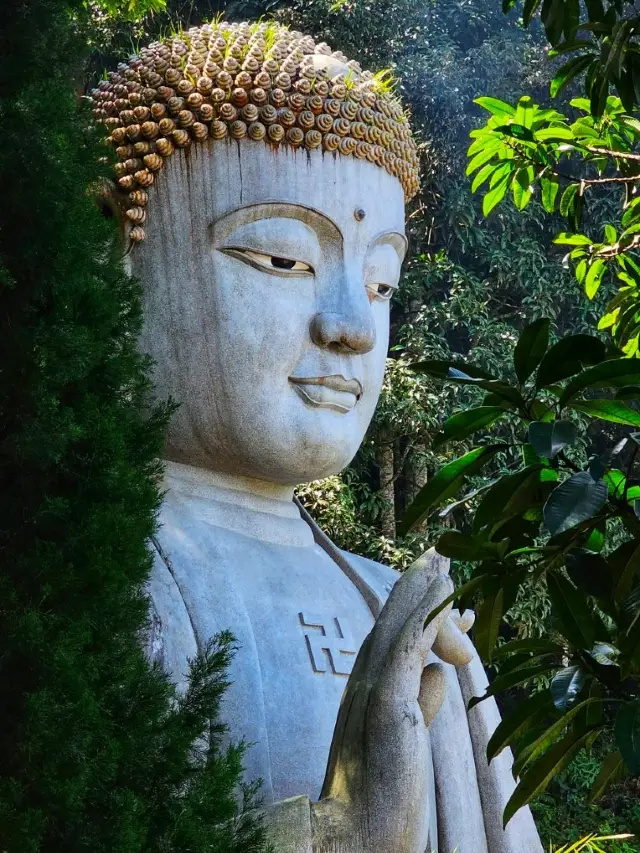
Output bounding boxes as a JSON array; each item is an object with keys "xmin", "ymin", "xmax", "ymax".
[
  {"xmin": 401, "ymin": 320, "xmax": 640, "ymax": 823},
  {"xmin": 467, "ymin": 1, "xmax": 640, "ymax": 354},
  {"xmin": 0, "ymin": 1, "xmax": 269, "ymax": 851}
]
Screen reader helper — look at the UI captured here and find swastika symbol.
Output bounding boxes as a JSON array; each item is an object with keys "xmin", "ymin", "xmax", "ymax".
[{"xmin": 299, "ymin": 612, "xmax": 357, "ymax": 676}]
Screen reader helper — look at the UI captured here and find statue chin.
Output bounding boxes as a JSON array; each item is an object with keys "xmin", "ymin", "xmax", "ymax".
[{"xmin": 164, "ymin": 406, "xmax": 367, "ymax": 486}]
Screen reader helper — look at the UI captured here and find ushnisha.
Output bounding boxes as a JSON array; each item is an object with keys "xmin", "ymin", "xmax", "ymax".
[{"xmin": 90, "ymin": 20, "xmax": 420, "ymax": 242}]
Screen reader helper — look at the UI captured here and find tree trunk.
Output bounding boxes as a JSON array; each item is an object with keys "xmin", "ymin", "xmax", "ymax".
[{"xmin": 378, "ymin": 436, "xmax": 396, "ymax": 539}]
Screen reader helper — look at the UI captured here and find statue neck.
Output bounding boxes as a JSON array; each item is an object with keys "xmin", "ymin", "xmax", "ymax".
[{"xmin": 163, "ymin": 460, "xmax": 314, "ymax": 548}]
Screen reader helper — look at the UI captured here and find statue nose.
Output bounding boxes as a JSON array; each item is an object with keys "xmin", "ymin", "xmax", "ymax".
[{"xmin": 310, "ymin": 310, "xmax": 376, "ymax": 354}]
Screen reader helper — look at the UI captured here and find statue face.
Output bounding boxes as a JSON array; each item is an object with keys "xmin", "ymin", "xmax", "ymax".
[{"xmin": 133, "ymin": 140, "xmax": 406, "ymax": 485}]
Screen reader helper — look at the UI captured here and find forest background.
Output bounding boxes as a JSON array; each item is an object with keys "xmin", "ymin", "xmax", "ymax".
[{"xmin": 3, "ymin": 0, "xmax": 639, "ymax": 849}]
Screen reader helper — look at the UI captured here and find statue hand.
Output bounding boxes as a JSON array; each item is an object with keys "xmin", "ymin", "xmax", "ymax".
[{"xmin": 315, "ymin": 551, "xmax": 474, "ymax": 853}]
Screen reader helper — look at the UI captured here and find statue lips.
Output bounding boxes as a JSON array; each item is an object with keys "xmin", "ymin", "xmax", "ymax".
[{"xmin": 288, "ymin": 375, "xmax": 363, "ymax": 414}]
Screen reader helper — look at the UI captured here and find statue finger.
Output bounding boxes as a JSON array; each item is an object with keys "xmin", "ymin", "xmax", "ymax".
[
  {"xmin": 378, "ymin": 575, "xmax": 454, "ymax": 696},
  {"xmin": 432, "ymin": 613, "xmax": 475, "ymax": 666},
  {"xmin": 450, "ymin": 608, "xmax": 475, "ymax": 634},
  {"xmin": 418, "ymin": 662, "xmax": 446, "ymax": 726},
  {"xmin": 364, "ymin": 549, "xmax": 448, "ymax": 680}
]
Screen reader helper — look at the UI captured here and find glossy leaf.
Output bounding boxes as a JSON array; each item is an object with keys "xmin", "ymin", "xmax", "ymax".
[
  {"xmin": 523, "ymin": 0, "xmax": 543, "ymax": 25},
  {"xmin": 514, "ymin": 317, "xmax": 550, "ymax": 384},
  {"xmin": 513, "ymin": 167, "xmax": 534, "ymax": 210},
  {"xmin": 409, "ymin": 359, "xmax": 493, "ymax": 380},
  {"xmin": 398, "ymin": 446, "xmax": 503, "ymax": 535},
  {"xmin": 475, "ymin": 96, "xmax": 516, "ymax": 117},
  {"xmin": 528, "ymin": 420, "xmax": 577, "ymax": 459},
  {"xmin": 559, "ymin": 359, "xmax": 640, "ymax": 408},
  {"xmin": 434, "ymin": 406, "xmax": 506, "ymax": 449},
  {"xmin": 423, "ymin": 573, "xmax": 494, "ymax": 629},
  {"xmin": 517, "ymin": 697, "xmax": 604, "ymax": 778},
  {"xmin": 475, "ymin": 588, "xmax": 505, "ymax": 662},
  {"xmin": 560, "ymin": 183, "xmax": 579, "ymax": 218},
  {"xmin": 550, "ymin": 665, "xmax": 587, "ymax": 710},
  {"xmin": 468, "ymin": 661, "xmax": 557, "ymax": 710},
  {"xmin": 585, "ymin": 259, "xmax": 606, "ymax": 299},
  {"xmin": 541, "ymin": 174, "xmax": 560, "ymax": 212},
  {"xmin": 487, "ymin": 690, "xmax": 555, "ymax": 763},
  {"xmin": 565, "ymin": 549, "xmax": 614, "ymax": 600},
  {"xmin": 567, "ymin": 398, "xmax": 640, "ymax": 427},
  {"xmin": 547, "ymin": 570, "xmax": 601, "ymax": 648},
  {"xmin": 436, "ymin": 531, "xmax": 509, "ymax": 561},
  {"xmin": 536, "ymin": 334, "xmax": 606, "ymax": 386},
  {"xmin": 483, "ymin": 174, "xmax": 511, "ymax": 216},
  {"xmin": 503, "ymin": 729, "xmax": 597, "ymax": 827},
  {"xmin": 493, "ymin": 637, "xmax": 562, "ymax": 659},
  {"xmin": 544, "ymin": 472, "xmax": 607, "ymax": 537},
  {"xmin": 473, "ymin": 465, "xmax": 544, "ymax": 533},
  {"xmin": 551, "ymin": 54, "xmax": 595, "ymax": 97},
  {"xmin": 589, "ymin": 750, "xmax": 628, "ymax": 802}
]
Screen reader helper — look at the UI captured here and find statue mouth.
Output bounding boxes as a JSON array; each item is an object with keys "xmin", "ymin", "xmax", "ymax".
[{"xmin": 288, "ymin": 375, "xmax": 363, "ymax": 413}]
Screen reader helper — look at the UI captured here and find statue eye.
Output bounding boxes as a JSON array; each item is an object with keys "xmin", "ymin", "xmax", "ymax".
[
  {"xmin": 221, "ymin": 247, "xmax": 314, "ymax": 276},
  {"xmin": 366, "ymin": 282, "xmax": 395, "ymax": 302}
]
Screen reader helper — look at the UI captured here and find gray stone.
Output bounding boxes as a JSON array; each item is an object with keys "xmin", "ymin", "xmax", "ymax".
[{"xmin": 131, "ymin": 138, "xmax": 543, "ymax": 852}]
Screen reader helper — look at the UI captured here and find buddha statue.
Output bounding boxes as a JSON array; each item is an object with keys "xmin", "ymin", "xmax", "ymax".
[{"xmin": 91, "ymin": 22, "xmax": 543, "ymax": 853}]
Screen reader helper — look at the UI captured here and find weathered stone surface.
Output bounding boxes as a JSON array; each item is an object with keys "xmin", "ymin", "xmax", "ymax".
[{"xmin": 133, "ymin": 136, "xmax": 543, "ymax": 851}]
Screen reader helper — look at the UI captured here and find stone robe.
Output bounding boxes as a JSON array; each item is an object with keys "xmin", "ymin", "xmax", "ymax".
[{"xmin": 146, "ymin": 462, "xmax": 542, "ymax": 853}]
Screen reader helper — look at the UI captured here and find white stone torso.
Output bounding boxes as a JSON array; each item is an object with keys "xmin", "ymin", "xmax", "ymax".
[
  {"xmin": 146, "ymin": 462, "xmax": 544, "ymax": 852},
  {"xmin": 147, "ymin": 462, "xmax": 395, "ymax": 802}
]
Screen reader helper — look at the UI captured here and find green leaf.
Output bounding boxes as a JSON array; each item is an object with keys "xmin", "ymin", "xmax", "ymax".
[
  {"xmin": 541, "ymin": 174, "xmax": 560, "ymax": 213},
  {"xmin": 445, "ymin": 369, "xmax": 525, "ymax": 407},
  {"xmin": 475, "ymin": 588, "xmax": 505, "ymax": 662},
  {"xmin": 503, "ymin": 728, "xmax": 596, "ymax": 827},
  {"xmin": 471, "ymin": 162, "xmax": 499, "ymax": 193},
  {"xmin": 516, "ymin": 95, "xmax": 535, "ymax": 129},
  {"xmin": 468, "ymin": 661, "xmax": 557, "ymax": 710},
  {"xmin": 550, "ymin": 54, "xmax": 595, "ymax": 98},
  {"xmin": 495, "ymin": 122, "xmax": 535, "ymax": 142},
  {"xmin": 560, "ymin": 183, "xmax": 578, "ymax": 218},
  {"xmin": 567, "ymin": 399, "xmax": 640, "ymax": 427},
  {"xmin": 487, "ymin": 691, "xmax": 555, "ymax": 763},
  {"xmin": 589, "ymin": 749, "xmax": 628, "ymax": 802},
  {"xmin": 436, "ymin": 531, "xmax": 509, "ymax": 561},
  {"xmin": 553, "ymin": 233, "xmax": 593, "ymax": 246},
  {"xmin": 535, "ymin": 126, "xmax": 576, "ymax": 142},
  {"xmin": 466, "ymin": 146, "xmax": 503, "ymax": 176},
  {"xmin": 473, "ymin": 465, "xmax": 544, "ymax": 533},
  {"xmin": 423, "ymin": 573, "xmax": 494, "ymax": 629},
  {"xmin": 434, "ymin": 406, "xmax": 506, "ymax": 449},
  {"xmin": 544, "ymin": 473, "xmax": 608, "ymax": 538},
  {"xmin": 409, "ymin": 359, "xmax": 494, "ymax": 380},
  {"xmin": 474, "ymin": 96, "xmax": 516, "ymax": 118},
  {"xmin": 483, "ymin": 174, "xmax": 511, "ymax": 216},
  {"xmin": 559, "ymin": 359, "xmax": 640, "ymax": 407},
  {"xmin": 523, "ymin": 0, "xmax": 543, "ymax": 25},
  {"xmin": 547, "ymin": 570, "xmax": 602, "ymax": 648},
  {"xmin": 550, "ymin": 665, "xmax": 586, "ymax": 710},
  {"xmin": 514, "ymin": 317, "xmax": 550, "ymax": 384},
  {"xmin": 398, "ymin": 446, "xmax": 504, "ymax": 535},
  {"xmin": 536, "ymin": 334, "xmax": 607, "ymax": 386},
  {"xmin": 493, "ymin": 638, "xmax": 562, "ymax": 658},
  {"xmin": 585, "ymin": 259, "xmax": 606, "ymax": 299},
  {"xmin": 565, "ymin": 549, "xmax": 614, "ymax": 600},
  {"xmin": 528, "ymin": 421, "xmax": 577, "ymax": 459},
  {"xmin": 615, "ymin": 700, "xmax": 640, "ymax": 775},
  {"xmin": 515, "ymin": 697, "xmax": 604, "ymax": 776},
  {"xmin": 513, "ymin": 167, "xmax": 535, "ymax": 210}
]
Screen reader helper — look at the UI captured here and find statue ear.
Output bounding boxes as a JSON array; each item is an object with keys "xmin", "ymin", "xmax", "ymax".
[{"xmin": 94, "ymin": 178, "xmax": 136, "ymax": 257}]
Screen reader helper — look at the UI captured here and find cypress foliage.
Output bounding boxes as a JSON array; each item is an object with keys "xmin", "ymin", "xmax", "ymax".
[{"xmin": 0, "ymin": 2, "xmax": 269, "ymax": 851}]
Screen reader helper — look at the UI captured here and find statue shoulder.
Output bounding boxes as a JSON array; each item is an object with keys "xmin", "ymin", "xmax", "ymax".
[{"xmin": 338, "ymin": 548, "xmax": 400, "ymax": 605}]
